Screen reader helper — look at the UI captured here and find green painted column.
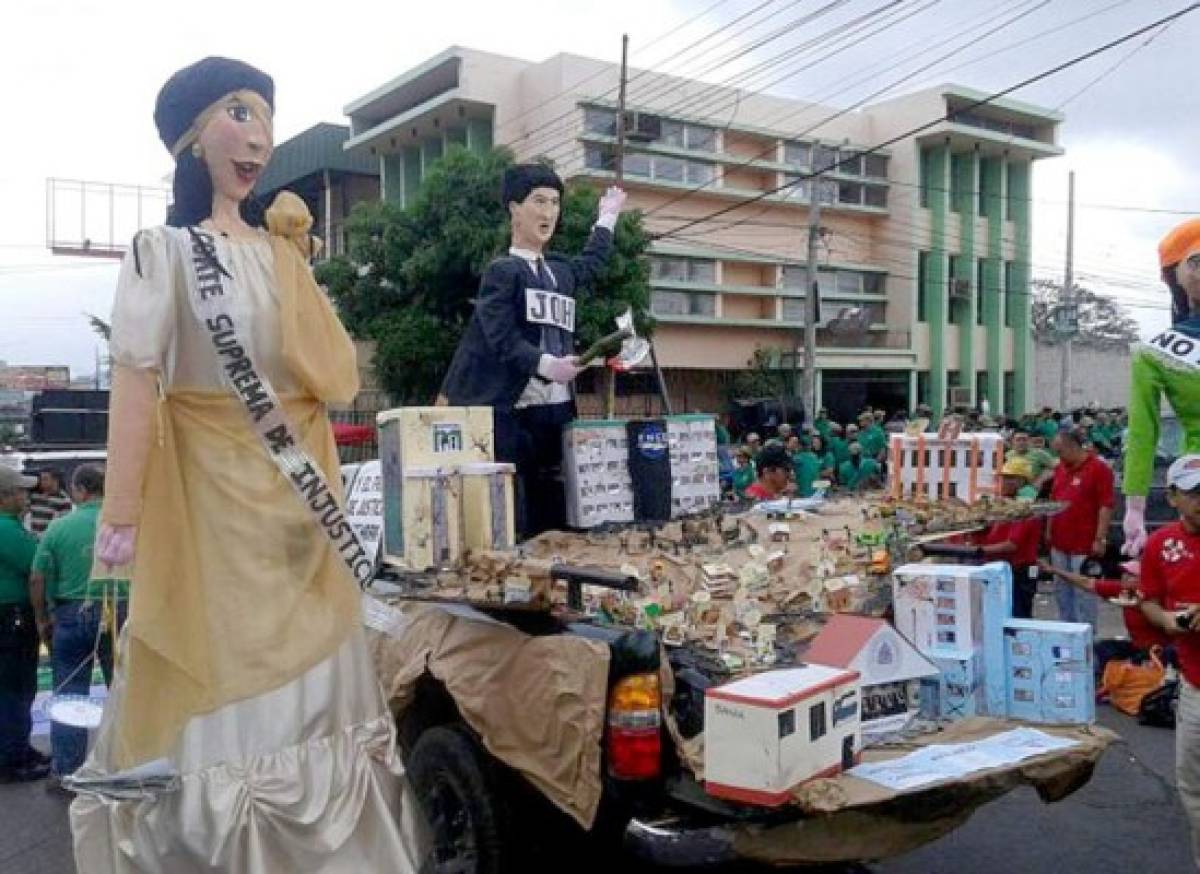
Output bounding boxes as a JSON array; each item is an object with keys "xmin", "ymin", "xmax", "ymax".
[
  {"xmin": 381, "ymin": 153, "xmax": 404, "ymax": 206},
  {"xmin": 466, "ymin": 118, "xmax": 493, "ymax": 155},
  {"xmin": 954, "ymin": 152, "xmax": 977, "ymax": 406},
  {"xmin": 926, "ymin": 145, "xmax": 950, "ymax": 419},
  {"xmin": 402, "ymin": 147, "xmax": 422, "ymax": 208},
  {"xmin": 981, "ymin": 158, "xmax": 1004, "ymax": 410},
  {"xmin": 1008, "ymin": 160, "xmax": 1033, "ymax": 416}
]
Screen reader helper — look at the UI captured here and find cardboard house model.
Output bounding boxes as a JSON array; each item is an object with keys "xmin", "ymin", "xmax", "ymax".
[
  {"xmin": 704, "ymin": 665, "xmax": 861, "ymax": 806},
  {"xmin": 804, "ymin": 614, "xmax": 940, "ymax": 741}
]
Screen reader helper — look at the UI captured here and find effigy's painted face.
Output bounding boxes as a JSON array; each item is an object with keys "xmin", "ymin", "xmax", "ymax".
[
  {"xmin": 197, "ymin": 92, "xmax": 274, "ymax": 205},
  {"xmin": 1175, "ymin": 247, "xmax": 1200, "ymax": 307},
  {"xmin": 509, "ymin": 186, "xmax": 561, "ymax": 252}
]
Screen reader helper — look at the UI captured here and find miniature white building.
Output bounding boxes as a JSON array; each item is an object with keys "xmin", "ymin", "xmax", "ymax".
[
  {"xmin": 888, "ymin": 432, "xmax": 1005, "ymax": 503},
  {"xmin": 704, "ymin": 665, "xmax": 861, "ymax": 807},
  {"xmin": 804, "ymin": 614, "xmax": 939, "ymax": 742}
]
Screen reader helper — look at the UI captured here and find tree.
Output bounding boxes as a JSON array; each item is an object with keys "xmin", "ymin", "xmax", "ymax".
[
  {"xmin": 1030, "ymin": 279, "xmax": 1140, "ymax": 347},
  {"xmin": 316, "ymin": 146, "xmax": 652, "ymax": 403}
]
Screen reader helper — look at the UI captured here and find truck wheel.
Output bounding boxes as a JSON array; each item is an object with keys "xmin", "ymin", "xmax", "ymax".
[{"xmin": 409, "ymin": 725, "xmax": 509, "ymax": 874}]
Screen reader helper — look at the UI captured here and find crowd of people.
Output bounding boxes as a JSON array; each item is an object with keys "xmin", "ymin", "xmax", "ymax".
[
  {"xmin": 0, "ymin": 464, "xmax": 125, "ymax": 788},
  {"xmin": 720, "ymin": 402, "xmax": 1128, "ymax": 503}
]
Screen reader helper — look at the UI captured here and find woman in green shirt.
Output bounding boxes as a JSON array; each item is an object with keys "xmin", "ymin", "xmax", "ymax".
[
  {"xmin": 810, "ymin": 435, "xmax": 836, "ymax": 481},
  {"xmin": 731, "ymin": 448, "xmax": 756, "ymax": 499}
]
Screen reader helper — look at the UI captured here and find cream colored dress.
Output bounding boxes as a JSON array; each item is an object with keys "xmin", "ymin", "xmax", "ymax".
[{"xmin": 70, "ymin": 223, "xmax": 426, "ymax": 873}]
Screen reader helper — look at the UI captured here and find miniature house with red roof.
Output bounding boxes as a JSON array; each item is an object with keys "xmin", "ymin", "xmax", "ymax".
[{"xmin": 804, "ymin": 614, "xmax": 939, "ymax": 741}]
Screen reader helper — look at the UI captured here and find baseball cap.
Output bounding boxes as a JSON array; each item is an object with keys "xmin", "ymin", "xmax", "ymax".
[
  {"xmin": 0, "ymin": 465, "xmax": 37, "ymax": 490},
  {"xmin": 1000, "ymin": 457, "xmax": 1034, "ymax": 480},
  {"xmin": 1167, "ymin": 455, "xmax": 1200, "ymax": 492}
]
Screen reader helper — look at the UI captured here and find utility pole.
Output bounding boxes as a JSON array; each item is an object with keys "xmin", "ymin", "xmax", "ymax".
[
  {"xmin": 1058, "ymin": 170, "xmax": 1075, "ymax": 411},
  {"xmin": 605, "ymin": 34, "xmax": 629, "ymax": 420},
  {"xmin": 800, "ymin": 184, "xmax": 822, "ymax": 422}
]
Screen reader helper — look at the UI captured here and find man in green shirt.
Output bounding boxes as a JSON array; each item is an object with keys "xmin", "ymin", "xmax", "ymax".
[
  {"xmin": 788, "ymin": 435, "xmax": 821, "ymax": 498},
  {"xmin": 0, "ymin": 465, "xmax": 48, "ymax": 783},
  {"xmin": 838, "ymin": 443, "xmax": 882, "ymax": 490},
  {"xmin": 828, "ymin": 423, "xmax": 850, "ymax": 466},
  {"xmin": 30, "ymin": 464, "xmax": 128, "ymax": 780},
  {"xmin": 1008, "ymin": 429, "xmax": 1057, "ymax": 494},
  {"xmin": 857, "ymin": 412, "xmax": 888, "ymax": 461}
]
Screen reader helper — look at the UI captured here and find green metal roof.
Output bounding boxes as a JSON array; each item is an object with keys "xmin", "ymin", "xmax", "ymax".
[{"xmin": 256, "ymin": 123, "xmax": 378, "ymax": 196}]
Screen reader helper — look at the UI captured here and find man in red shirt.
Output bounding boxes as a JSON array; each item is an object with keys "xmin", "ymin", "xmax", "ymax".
[
  {"xmin": 978, "ymin": 460, "xmax": 1045, "ymax": 619},
  {"xmin": 743, "ymin": 444, "xmax": 791, "ymax": 501},
  {"xmin": 1048, "ymin": 427, "xmax": 1115, "ymax": 630},
  {"xmin": 1138, "ymin": 455, "xmax": 1200, "ymax": 867}
]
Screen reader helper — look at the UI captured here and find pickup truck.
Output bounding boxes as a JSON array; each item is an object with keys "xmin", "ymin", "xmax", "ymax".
[{"xmin": 379, "ymin": 574, "xmax": 1100, "ymax": 874}]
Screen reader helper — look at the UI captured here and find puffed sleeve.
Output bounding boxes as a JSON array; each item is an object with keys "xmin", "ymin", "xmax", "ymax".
[{"xmin": 109, "ymin": 227, "xmax": 177, "ymax": 372}]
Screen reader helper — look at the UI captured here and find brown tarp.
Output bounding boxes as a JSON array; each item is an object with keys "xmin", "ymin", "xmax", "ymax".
[
  {"xmin": 371, "ymin": 605, "xmax": 1114, "ymax": 862},
  {"xmin": 368, "ymin": 606, "xmax": 611, "ymax": 829}
]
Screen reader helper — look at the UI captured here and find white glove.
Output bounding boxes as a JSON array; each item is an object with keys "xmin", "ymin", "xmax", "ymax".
[
  {"xmin": 538, "ymin": 354, "xmax": 582, "ymax": 385},
  {"xmin": 96, "ymin": 523, "xmax": 137, "ymax": 568},
  {"xmin": 1122, "ymin": 496, "xmax": 1147, "ymax": 557},
  {"xmin": 596, "ymin": 186, "xmax": 627, "ymax": 230}
]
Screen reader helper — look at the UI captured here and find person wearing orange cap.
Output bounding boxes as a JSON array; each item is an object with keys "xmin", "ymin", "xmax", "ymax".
[{"xmin": 1122, "ymin": 218, "xmax": 1200, "ymax": 556}]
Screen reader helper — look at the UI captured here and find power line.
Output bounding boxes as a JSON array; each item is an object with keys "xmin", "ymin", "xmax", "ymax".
[
  {"xmin": 640, "ymin": 0, "xmax": 1054, "ymax": 227},
  {"xmin": 651, "ymin": 3, "xmax": 1200, "ymax": 241},
  {"xmin": 1053, "ymin": 18, "xmax": 1174, "ymax": 110}
]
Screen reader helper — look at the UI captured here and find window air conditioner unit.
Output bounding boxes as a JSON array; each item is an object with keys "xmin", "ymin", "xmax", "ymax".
[
  {"xmin": 949, "ymin": 278, "xmax": 971, "ymax": 299},
  {"xmin": 623, "ymin": 112, "xmax": 662, "ymax": 142},
  {"xmin": 947, "ymin": 386, "xmax": 972, "ymax": 407}
]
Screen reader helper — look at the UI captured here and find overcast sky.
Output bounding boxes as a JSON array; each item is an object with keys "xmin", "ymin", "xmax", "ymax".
[{"xmin": 2, "ymin": 0, "xmax": 1197, "ymax": 377}]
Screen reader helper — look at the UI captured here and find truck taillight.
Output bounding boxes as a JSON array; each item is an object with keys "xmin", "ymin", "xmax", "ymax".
[{"xmin": 607, "ymin": 673, "xmax": 661, "ymax": 780}]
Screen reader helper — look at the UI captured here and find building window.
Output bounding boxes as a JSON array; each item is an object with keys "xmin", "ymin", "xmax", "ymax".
[
  {"xmin": 783, "ymin": 266, "xmax": 883, "ymax": 297},
  {"xmin": 813, "ymin": 144, "xmax": 838, "ymax": 172},
  {"xmin": 655, "ymin": 155, "xmax": 685, "ymax": 183},
  {"xmin": 1004, "ymin": 370, "xmax": 1016, "ymax": 415},
  {"xmin": 651, "ymin": 290, "xmax": 715, "ymax": 317},
  {"xmin": 949, "ymin": 154, "xmax": 966, "ymax": 214},
  {"xmin": 976, "ymin": 260, "xmax": 986, "ymax": 326},
  {"xmin": 782, "ymin": 298, "xmax": 806, "ymax": 322},
  {"xmin": 948, "ymin": 255, "xmax": 964, "ymax": 324},
  {"xmin": 919, "ymin": 147, "xmax": 934, "ymax": 209},
  {"xmin": 864, "ymin": 185, "xmax": 888, "ymax": 208},
  {"xmin": 978, "ymin": 158, "xmax": 992, "ymax": 217},
  {"xmin": 864, "ymin": 154, "xmax": 889, "ymax": 179},
  {"xmin": 624, "ymin": 152, "xmax": 652, "ymax": 178},
  {"xmin": 1004, "ymin": 163, "xmax": 1014, "ymax": 221},
  {"xmin": 590, "ymin": 148, "xmax": 714, "ymax": 185},
  {"xmin": 660, "ymin": 119, "xmax": 685, "ymax": 148},
  {"xmin": 917, "ymin": 251, "xmax": 929, "ymax": 323},
  {"xmin": 649, "ymin": 256, "xmax": 716, "ymax": 284},
  {"xmin": 784, "ymin": 141, "xmax": 811, "ymax": 168},
  {"xmin": 687, "ymin": 160, "xmax": 715, "ymax": 185},
  {"xmin": 976, "ymin": 371, "xmax": 989, "ymax": 408},
  {"xmin": 917, "ymin": 371, "xmax": 930, "ymax": 405},
  {"xmin": 686, "ymin": 124, "xmax": 717, "ymax": 151},
  {"xmin": 583, "ymin": 107, "xmax": 617, "ymax": 136},
  {"xmin": 584, "ymin": 144, "xmax": 616, "ymax": 172},
  {"xmin": 1003, "ymin": 260, "xmax": 1015, "ymax": 327},
  {"xmin": 809, "ymin": 702, "xmax": 827, "ymax": 742},
  {"xmin": 839, "ymin": 150, "xmax": 864, "ymax": 176},
  {"xmin": 863, "ymin": 272, "xmax": 885, "ymax": 295}
]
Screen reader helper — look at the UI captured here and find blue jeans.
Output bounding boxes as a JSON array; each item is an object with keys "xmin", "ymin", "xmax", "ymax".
[
  {"xmin": 1051, "ymin": 549, "xmax": 1097, "ymax": 630},
  {"xmin": 50, "ymin": 600, "xmax": 126, "ymax": 777}
]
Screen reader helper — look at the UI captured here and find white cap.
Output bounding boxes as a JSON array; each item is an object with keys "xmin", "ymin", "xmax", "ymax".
[
  {"xmin": 0, "ymin": 465, "xmax": 37, "ymax": 490},
  {"xmin": 1167, "ymin": 455, "xmax": 1200, "ymax": 492}
]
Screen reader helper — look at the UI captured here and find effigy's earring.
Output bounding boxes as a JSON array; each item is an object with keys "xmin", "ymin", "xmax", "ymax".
[{"xmin": 191, "ymin": 143, "xmax": 204, "ymax": 159}]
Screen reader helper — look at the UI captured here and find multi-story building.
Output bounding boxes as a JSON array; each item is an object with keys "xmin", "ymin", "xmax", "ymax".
[{"xmin": 342, "ymin": 47, "xmax": 1062, "ymax": 420}]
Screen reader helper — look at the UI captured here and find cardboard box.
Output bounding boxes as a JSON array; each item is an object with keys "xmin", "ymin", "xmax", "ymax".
[
  {"xmin": 1003, "ymin": 619, "xmax": 1095, "ymax": 725},
  {"xmin": 459, "ymin": 462, "xmax": 516, "ymax": 555},
  {"xmin": 562, "ymin": 419, "xmax": 635, "ymax": 528},
  {"xmin": 888, "ymin": 433, "xmax": 1005, "ymax": 503},
  {"xmin": 705, "ymin": 665, "xmax": 861, "ymax": 806},
  {"xmin": 378, "ymin": 407, "xmax": 489, "ymax": 571},
  {"xmin": 893, "ymin": 562, "xmax": 1012, "ymax": 717},
  {"xmin": 921, "ymin": 651, "xmax": 985, "ymax": 720}
]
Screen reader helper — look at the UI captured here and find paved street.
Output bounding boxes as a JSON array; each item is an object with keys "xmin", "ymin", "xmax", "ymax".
[{"xmin": 2, "ymin": 600, "xmax": 1192, "ymax": 874}]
